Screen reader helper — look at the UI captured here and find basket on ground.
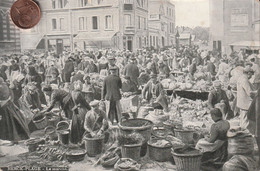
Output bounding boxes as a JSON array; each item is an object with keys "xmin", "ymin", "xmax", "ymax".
[
  {"xmin": 32, "ymin": 115, "xmax": 48, "ymax": 130},
  {"xmin": 172, "ymin": 148, "xmax": 202, "ymax": 171},
  {"xmin": 147, "ymin": 138, "xmax": 172, "ymax": 162},
  {"xmin": 121, "ymin": 143, "xmax": 142, "ymax": 161},
  {"xmin": 84, "ymin": 135, "xmax": 105, "ymax": 157},
  {"xmin": 118, "ymin": 118, "xmax": 153, "ymax": 156}
]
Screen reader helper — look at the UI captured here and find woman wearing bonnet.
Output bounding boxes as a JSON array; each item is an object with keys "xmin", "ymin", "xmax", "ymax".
[{"xmin": 0, "ymin": 77, "xmax": 30, "ymax": 146}]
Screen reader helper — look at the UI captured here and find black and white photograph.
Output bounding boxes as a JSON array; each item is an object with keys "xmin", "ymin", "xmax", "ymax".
[{"xmin": 0, "ymin": 0, "xmax": 259, "ymax": 170}]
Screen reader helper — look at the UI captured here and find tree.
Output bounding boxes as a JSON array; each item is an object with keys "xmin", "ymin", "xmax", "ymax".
[{"xmin": 192, "ymin": 27, "xmax": 209, "ymax": 41}]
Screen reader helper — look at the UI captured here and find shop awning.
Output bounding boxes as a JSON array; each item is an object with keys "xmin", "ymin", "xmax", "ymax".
[
  {"xmin": 229, "ymin": 41, "xmax": 260, "ymax": 49},
  {"xmin": 74, "ymin": 31, "xmax": 117, "ymax": 41},
  {"xmin": 74, "ymin": 31, "xmax": 117, "ymax": 49}
]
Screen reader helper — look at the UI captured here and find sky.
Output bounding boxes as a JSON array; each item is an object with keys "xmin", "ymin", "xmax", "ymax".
[{"xmin": 171, "ymin": 0, "xmax": 210, "ymax": 28}]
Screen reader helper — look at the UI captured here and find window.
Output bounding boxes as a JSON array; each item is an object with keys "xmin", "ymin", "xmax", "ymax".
[
  {"xmin": 79, "ymin": 17, "xmax": 84, "ymax": 30},
  {"xmin": 124, "ymin": 14, "xmax": 131, "ymax": 27},
  {"xmin": 153, "ymin": 36, "xmax": 155, "ymax": 46},
  {"xmin": 92, "ymin": 16, "xmax": 98, "ymax": 30},
  {"xmin": 60, "ymin": 18, "xmax": 65, "ymax": 30},
  {"xmin": 52, "ymin": 19, "xmax": 57, "ymax": 30},
  {"xmin": 161, "ymin": 23, "xmax": 164, "ymax": 31},
  {"xmin": 79, "ymin": 0, "xmax": 88, "ymax": 7},
  {"xmin": 58, "ymin": 0, "xmax": 63, "ymax": 8},
  {"xmin": 150, "ymin": 36, "xmax": 152, "ymax": 46},
  {"xmin": 52, "ymin": 0, "xmax": 56, "ymax": 9},
  {"xmin": 6, "ymin": 15, "xmax": 10, "ymax": 40},
  {"xmin": 105, "ymin": 15, "xmax": 112, "ymax": 29},
  {"xmin": 0, "ymin": 15, "xmax": 3, "ymax": 40},
  {"xmin": 139, "ymin": 37, "xmax": 142, "ymax": 48},
  {"xmin": 138, "ymin": 16, "xmax": 141, "ymax": 29},
  {"xmin": 124, "ymin": 0, "xmax": 133, "ymax": 3},
  {"xmin": 144, "ymin": 18, "xmax": 146, "ymax": 30}
]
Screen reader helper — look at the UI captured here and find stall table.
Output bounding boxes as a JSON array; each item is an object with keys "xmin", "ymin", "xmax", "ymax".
[{"xmin": 166, "ymin": 89, "xmax": 209, "ymax": 101}]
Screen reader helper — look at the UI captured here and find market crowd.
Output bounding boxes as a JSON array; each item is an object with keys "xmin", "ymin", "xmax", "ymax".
[{"xmin": 0, "ymin": 45, "xmax": 259, "ymax": 169}]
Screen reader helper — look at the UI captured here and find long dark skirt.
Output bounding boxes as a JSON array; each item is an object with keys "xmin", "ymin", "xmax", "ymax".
[
  {"xmin": 0, "ymin": 101, "xmax": 30, "ymax": 141},
  {"xmin": 201, "ymin": 141, "xmax": 228, "ymax": 169},
  {"xmin": 70, "ymin": 113, "xmax": 85, "ymax": 144}
]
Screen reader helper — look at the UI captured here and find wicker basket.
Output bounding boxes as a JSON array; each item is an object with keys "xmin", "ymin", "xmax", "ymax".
[
  {"xmin": 119, "ymin": 118, "xmax": 153, "ymax": 157},
  {"xmin": 147, "ymin": 138, "xmax": 172, "ymax": 162},
  {"xmin": 33, "ymin": 115, "xmax": 48, "ymax": 130},
  {"xmin": 84, "ymin": 135, "xmax": 105, "ymax": 157},
  {"xmin": 101, "ymin": 154, "xmax": 120, "ymax": 168},
  {"xmin": 56, "ymin": 121, "xmax": 70, "ymax": 131},
  {"xmin": 172, "ymin": 148, "xmax": 202, "ymax": 171}
]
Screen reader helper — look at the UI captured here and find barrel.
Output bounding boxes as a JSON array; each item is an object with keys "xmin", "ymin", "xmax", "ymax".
[
  {"xmin": 57, "ymin": 130, "xmax": 70, "ymax": 145},
  {"xmin": 84, "ymin": 136, "xmax": 105, "ymax": 157},
  {"xmin": 121, "ymin": 144, "xmax": 142, "ymax": 161},
  {"xmin": 228, "ymin": 135, "xmax": 254, "ymax": 157}
]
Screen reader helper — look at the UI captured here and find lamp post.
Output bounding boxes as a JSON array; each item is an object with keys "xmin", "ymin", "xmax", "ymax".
[{"xmin": 175, "ymin": 30, "xmax": 180, "ymax": 51}]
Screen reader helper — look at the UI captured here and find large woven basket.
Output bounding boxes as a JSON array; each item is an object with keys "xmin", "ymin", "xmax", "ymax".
[
  {"xmin": 172, "ymin": 148, "xmax": 202, "ymax": 171},
  {"xmin": 32, "ymin": 115, "xmax": 48, "ymax": 130}
]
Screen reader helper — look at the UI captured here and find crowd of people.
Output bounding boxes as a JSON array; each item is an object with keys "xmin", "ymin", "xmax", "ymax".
[{"xmin": 0, "ymin": 45, "xmax": 259, "ymax": 167}]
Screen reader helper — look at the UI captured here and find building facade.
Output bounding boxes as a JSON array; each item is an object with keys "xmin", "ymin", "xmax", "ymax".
[
  {"xmin": 148, "ymin": 0, "xmax": 175, "ymax": 48},
  {"xmin": 209, "ymin": 0, "xmax": 260, "ymax": 54},
  {"xmin": 0, "ymin": 0, "xmax": 21, "ymax": 52},
  {"xmin": 20, "ymin": 0, "xmax": 149, "ymax": 52}
]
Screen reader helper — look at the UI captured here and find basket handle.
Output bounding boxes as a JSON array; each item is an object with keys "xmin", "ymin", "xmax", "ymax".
[
  {"xmin": 151, "ymin": 125, "xmax": 168, "ymax": 138},
  {"xmin": 120, "ymin": 116, "xmax": 129, "ymax": 124},
  {"xmin": 44, "ymin": 126, "xmax": 56, "ymax": 135}
]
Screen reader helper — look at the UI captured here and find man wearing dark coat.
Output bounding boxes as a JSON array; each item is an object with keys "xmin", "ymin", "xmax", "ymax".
[
  {"xmin": 123, "ymin": 56, "xmax": 140, "ymax": 86},
  {"xmin": 62, "ymin": 57, "xmax": 74, "ymax": 82},
  {"xmin": 107, "ymin": 56, "xmax": 120, "ymax": 76},
  {"xmin": 102, "ymin": 66, "xmax": 122, "ymax": 124},
  {"xmin": 208, "ymin": 81, "xmax": 233, "ymax": 120},
  {"xmin": 42, "ymin": 86, "xmax": 74, "ymax": 119}
]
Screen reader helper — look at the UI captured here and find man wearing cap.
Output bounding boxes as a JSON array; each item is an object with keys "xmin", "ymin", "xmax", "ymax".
[
  {"xmin": 84, "ymin": 100, "xmax": 108, "ymax": 138},
  {"xmin": 102, "ymin": 66, "xmax": 122, "ymax": 124},
  {"xmin": 142, "ymin": 74, "xmax": 165, "ymax": 108},
  {"xmin": 107, "ymin": 56, "xmax": 120, "ymax": 76},
  {"xmin": 158, "ymin": 60, "xmax": 170, "ymax": 78},
  {"xmin": 208, "ymin": 80, "xmax": 233, "ymax": 120},
  {"xmin": 123, "ymin": 56, "xmax": 140, "ymax": 86},
  {"xmin": 62, "ymin": 57, "xmax": 74, "ymax": 82},
  {"xmin": 237, "ymin": 68, "xmax": 257, "ymax": 129}
]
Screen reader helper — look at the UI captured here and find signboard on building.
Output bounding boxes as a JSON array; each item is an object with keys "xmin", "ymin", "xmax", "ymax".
[{"xmin": 231, "ymin": 8, "xmax": 248, "ymax": 27}]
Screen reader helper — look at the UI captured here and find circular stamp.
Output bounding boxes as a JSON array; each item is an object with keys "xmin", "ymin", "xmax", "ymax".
[{"xmin": 10, "ymin": 0, "xmax": 41, "ymax": 29}]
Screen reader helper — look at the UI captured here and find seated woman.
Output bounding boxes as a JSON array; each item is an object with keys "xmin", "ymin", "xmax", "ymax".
[
  {"xmin": 196, "ymin": 108, "xmax": 230, "ymax": 169},
  {"xmin": 142, "ymin": 74, "xmax": 168, "ymax": 111},
  {"xmin": 84, "ymin": 100, "xmax": 109, "ymax": 142}
]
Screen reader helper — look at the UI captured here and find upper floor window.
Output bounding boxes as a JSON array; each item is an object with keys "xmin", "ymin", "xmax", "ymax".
[
  {"xmin": 105, "ymin": 15, "xmax": 113, "ymax": 29},
  {"xmin": 79, "ymin": 17, "xmax": 85, "ymax": 30},
  {"xmin": 124, "ymin": 0, "xmax": 133, "ymax": 4},
  {"xmin": 144, "ymin": 18, "xmax": 146, "ymax": 30},
  {"xmin": 60, "ymin": 18, "xmax": 65, "ymax": 30},
  {"xmin": 52, "ymin": 0, "xmax": 56, "ymax": 9},
  {"xmin": 79, "ymin": 0, "xmax": 89, "ymax": 7},
  {"xmin": 138, "ymin": 16, "xmax": 141, "ymax": 29},
  {"xmin": 124, "ymin": 14, "xmax": 131, "ymax": 27},
  {"xmin": 92, "ymin": 16, "xmax": 98, "ymax": 30},
  {"xmin": 58, "ymin": 0, "xmax": 63, "ymax": 8},
  {"xmin": 52, "ymin": 19, "xmax": 57, "ymax": 30}
]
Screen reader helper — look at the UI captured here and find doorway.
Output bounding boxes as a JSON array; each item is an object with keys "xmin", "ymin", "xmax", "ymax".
[{"xmin": 127, "ymin": 40, "xmax": 132, "ymax": 51}]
